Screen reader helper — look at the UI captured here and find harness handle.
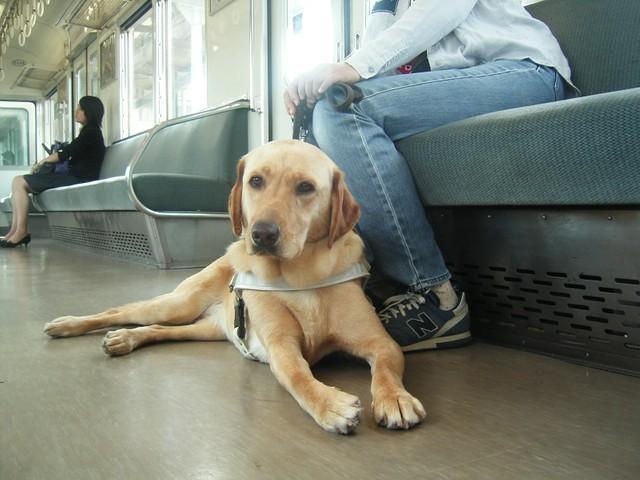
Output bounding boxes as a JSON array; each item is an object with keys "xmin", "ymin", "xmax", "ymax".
[
  {"xmin": 292, "ymin": 103, "xmax": 315, "ymax": 143},
  {"xmin": 326, "ymin": 83, "xmax": 364, "ymax": 112},
  {"xmin": 292, "ymin": 82, "xmax": 364, "ymax": 142}
]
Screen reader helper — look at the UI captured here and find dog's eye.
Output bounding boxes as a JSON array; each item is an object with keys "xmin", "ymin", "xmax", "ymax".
[
  {"xmin": 296, "ymin": 181, "xmax": 315, "ymax": 195},
  {"xmin": 249, "ymin": 176, "xmax": 264, "ymax": 189}
]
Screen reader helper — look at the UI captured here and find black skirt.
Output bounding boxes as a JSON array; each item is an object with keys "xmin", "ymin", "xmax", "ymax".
[{"xmin": 23, "ymin": 173, "xmax": 85, "ymax": 194}]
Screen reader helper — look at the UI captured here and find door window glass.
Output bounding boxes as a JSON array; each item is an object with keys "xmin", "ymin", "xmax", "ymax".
[{"xmin": 0, "ymin": 101, "xmax": 36, "ymax": 167}]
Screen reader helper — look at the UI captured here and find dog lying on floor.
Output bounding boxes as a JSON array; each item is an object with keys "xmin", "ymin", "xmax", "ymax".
[{"xmin": 44, "ymin": 140, "xmax": 426, "ymax": 434}]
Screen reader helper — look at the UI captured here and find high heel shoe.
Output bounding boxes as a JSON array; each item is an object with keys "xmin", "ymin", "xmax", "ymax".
[{"xmin": 0, "ymin": 234, "xmax": 31, "ymax": 248}]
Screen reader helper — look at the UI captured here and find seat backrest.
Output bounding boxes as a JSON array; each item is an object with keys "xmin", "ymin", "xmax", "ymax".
[
  {"xmin": 133, "ymin": 105, "xmax": 249, "ymax": 183},
  {"xmin": 527, "ymin": 0, "xmax": 640, "ymax": 96},
  {"xmin": 99, "ymin": 132, "xmax": 148, "ymax": 179}
]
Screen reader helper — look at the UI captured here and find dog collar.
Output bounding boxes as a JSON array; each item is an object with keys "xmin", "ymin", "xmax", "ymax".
[
  {"xmin": 228, "ymin": 261, "xmax": 370, "ymax": 360},
  {"xmin": 230, "ymin": 260, "xmax": 370, "ymax": 294}
]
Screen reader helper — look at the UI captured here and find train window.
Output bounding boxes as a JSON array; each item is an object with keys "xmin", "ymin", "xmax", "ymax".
[
  {"xmin": 168, "ymin": 0, "xmax": 206, "ymax": 118},
  {"xmin": 206, "ymin": 0, "xmax": 250, "ymax": 108},
  {"xmin": 75, "ymin": 65, "xmax": 87, "ymax": 103},
  {"xmin": 0, "ymin": 101, "xmax": 36, "ymax": 167},
  {"xmin": 88, "ymin": 51, "xmax": 99, "ymax": 96},
  {"xmin": 286, "ymin": 0, "xmax": 342, "ymax": 82},
  {"xmin": 42, "ymin": 95, "xmax": 52, "ymax": 150},
  {"xmin": 47, "ymin": 77, "xmax": 72, "ymax": 148},
  {"xmin": 269, "ymin": 0, "xmax": 343, "ymax": 138},
  {"xmin": 123, "ymin": 8, "xmax": 155, "ymax": 136},
  {"xmin": 73, "ymin": 56, "xmax": 88, "ymax": 135}
]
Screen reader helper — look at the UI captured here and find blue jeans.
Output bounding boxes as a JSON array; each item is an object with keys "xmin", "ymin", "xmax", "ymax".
[{"xmin": 312, "ymin": 60, "xmax": 566, "ymax": 291}]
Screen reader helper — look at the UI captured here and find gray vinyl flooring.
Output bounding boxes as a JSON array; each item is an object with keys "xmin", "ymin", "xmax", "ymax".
[{"xmin": 2, "ymin": 240, "xmax": 639, "ymax": 480}]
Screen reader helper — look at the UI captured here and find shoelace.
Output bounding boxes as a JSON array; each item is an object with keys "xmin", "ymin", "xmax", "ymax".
[{"xmin": 379, "ymin": 292, "xmax": 427, "ymax": 323}]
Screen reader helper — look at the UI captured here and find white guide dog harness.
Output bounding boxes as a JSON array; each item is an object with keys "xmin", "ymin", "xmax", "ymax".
[{"xmin": 228, "ymin": 261, "xmax": 370, "ymax": 361}]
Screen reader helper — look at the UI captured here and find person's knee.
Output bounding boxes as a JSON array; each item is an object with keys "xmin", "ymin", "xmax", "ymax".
[{"xmin": 12, "ymin": 175, "xmax": 28, "ymax": 191}]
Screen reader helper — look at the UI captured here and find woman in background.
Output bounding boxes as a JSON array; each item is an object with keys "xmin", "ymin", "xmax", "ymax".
[{"xmin": 1, "ymin": 96, "xmax": 105, "ymax": 248}]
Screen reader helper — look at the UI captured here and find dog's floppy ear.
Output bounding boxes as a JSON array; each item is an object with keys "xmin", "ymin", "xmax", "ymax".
[
  {"xmin": 328, "ymin": 169, "xmax": 360, "ymax": 248},
  {"xmin": 228, "ymin": 157, "xmax": 246, "ymax": 236}
]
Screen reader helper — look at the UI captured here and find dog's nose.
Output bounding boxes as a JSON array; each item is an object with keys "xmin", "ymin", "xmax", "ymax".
[{"xmin": 251, "ymin": 222, "xmax": 280, "ymax": 249}]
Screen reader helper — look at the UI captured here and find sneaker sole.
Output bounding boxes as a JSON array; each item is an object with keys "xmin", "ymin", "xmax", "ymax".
[{"xmin": 401, "ymin": 330, "xmax": 472, "ymax": 352}]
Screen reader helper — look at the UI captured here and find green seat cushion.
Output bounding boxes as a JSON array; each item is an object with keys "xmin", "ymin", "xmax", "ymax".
[
  {"xmin": 132, "ymin": 173, "xmax": 231, "ymax": 212},
  {"xmin": 35, "ymin": 174, "xmax": 231, "ymax": 212},
  {"xmin": 397, "ymin": 88, "xmax": 640, "ymax": 206}
]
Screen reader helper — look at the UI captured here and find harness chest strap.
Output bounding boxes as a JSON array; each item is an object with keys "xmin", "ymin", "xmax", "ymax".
[{"xmin": 228, "ymin": 261, "xmax": 370, "ymax": 359}]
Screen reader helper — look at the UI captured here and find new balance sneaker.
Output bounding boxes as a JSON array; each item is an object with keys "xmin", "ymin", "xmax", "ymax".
[{"xmin": 379, "ymin": 290, "xmax": 471, "ymax": 352}]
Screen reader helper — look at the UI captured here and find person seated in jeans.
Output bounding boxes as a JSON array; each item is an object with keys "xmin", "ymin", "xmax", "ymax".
[
  {"xmin": 283, "ymin": 0, "xmax": 574, "ymax": 351},
  {"xmin": 1, "ymin": 96, "xmax": 106, "ymax": 248}
]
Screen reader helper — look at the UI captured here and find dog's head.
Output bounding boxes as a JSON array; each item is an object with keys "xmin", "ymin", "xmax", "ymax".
[{"xmin": 228, "ymin": 140, "xmax": 360, "ymax": 259}]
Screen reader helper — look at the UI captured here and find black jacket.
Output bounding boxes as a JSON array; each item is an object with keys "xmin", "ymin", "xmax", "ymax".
[{"xmin": 57, "ymin": 125, "xmax": 106, "ymax": 180}]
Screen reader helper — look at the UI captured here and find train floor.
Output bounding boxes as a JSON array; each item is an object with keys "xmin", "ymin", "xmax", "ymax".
[{"xmin": 2, "ymin": 239, "xmax": 639, "ymax": 480}]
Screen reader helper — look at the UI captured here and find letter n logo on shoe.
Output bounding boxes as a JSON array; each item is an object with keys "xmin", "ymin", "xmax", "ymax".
[{"xmin": 406, "ymin": 313, "xmax": 438, "ymax": 339}]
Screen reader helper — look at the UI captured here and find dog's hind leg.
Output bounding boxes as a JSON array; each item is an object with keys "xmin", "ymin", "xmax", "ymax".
[
  {"xmin": 44, "ymin": 257, "xmax": 234, "ymax": 338},
  {"xmin": 102, "ymin": 315, "xmax": 226, "ymax": 356}
]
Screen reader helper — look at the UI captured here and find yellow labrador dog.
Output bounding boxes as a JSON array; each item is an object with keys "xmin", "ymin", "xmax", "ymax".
[{"xmin": 44, "ymin": 140, "xmax": 425, "ymax": 434}]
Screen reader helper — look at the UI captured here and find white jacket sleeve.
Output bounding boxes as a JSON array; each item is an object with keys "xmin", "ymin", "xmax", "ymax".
[{"xmin": 346, "ymin": 0, "xmax": 478, "ymax": 78}]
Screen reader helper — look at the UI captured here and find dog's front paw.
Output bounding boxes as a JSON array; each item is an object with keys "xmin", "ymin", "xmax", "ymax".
[
  {"xmin": 44, "ymin": 316, "xmax": 87, "ymax": 337},
  {"xmin": 102, "ymin": 329, "xmax": 139, "ymax": 356},
  {"xmin": 372, "ymin": 389, "xmax": 426, "ymax": 430},
  {"xmin": 313, "ymin": 387, "xmax": 362, "ymax": 435}
]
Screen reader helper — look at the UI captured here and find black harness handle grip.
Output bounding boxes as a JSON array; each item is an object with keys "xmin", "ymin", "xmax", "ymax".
[
  {"xmin": 325, "ymin": 82, "xmax": 364, "ymax": 112},
  {"xmin": 292, "ymin": 82, "xmax": 363, "ymax": 141}
]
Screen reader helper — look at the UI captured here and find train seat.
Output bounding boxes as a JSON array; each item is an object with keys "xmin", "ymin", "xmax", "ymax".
[
  {"xmin": 398, "ymin": 0, "xmax": 640, "ymax": 208},
  {"xmin": 33, "ymin": 101, "xmax": 249, "ymax": 268},
  {"xmin": 33, "ymin": 132, "xmax": 148, "ymax": 212},
  {"xmin": 0, "ymin": 133, "xmax": 147, "ymax": 235}
]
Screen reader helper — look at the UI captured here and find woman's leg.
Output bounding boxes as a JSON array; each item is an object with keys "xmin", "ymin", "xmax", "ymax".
[
  {"xmin": 3, "ymin": 184, "xmax": 23, "ymax": 239},
  {"xmin": 3, "ymin": 208, "xmax": 17, "ymax": 239},
  {"xmin": 312, "ymin": 60, "xmax": 564, "ymax": 350},
  {"xmin": 5, "ymin": 176, "xmax": 32, "ymax": 243},
  {"xmin": 313, "ymin": 60, "xmax": 564, "ymax": 292}
]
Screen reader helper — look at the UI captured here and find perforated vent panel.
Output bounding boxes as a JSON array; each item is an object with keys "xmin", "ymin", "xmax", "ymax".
[
  {"xmin": 429, "ymin": 207, "xmax": 640, "ymax": 376},
  {"xmin": 449, "ymin": 263, "xmax": 640, "ymax": 363},
  {"xmin": 70, "ymin": 0, "xmax": 131, "ymax": 29},
  {"xmin": 50, "ymin": 225, "xmax": 153, "ymax": 260},
  {"xmin": 16, "ymin": 67, "xmax": 57, "ymax": 90}
]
